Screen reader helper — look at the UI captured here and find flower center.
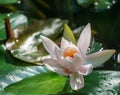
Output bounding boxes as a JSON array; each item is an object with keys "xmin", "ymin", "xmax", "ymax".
[{"xmin": 63, "ymin": 47, "xmax": 77, "ymax": 58}]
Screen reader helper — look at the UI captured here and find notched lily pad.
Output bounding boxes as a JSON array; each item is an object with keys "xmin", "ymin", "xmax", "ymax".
[{"xmin": 6, "ymin": 18, "xmax": 68, "ymax": 64}]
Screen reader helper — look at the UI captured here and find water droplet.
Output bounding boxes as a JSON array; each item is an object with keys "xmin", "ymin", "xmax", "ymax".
[
  {"xmin": 16, "ymin": 39, "xmax": 19, "ymax": 42},
  {"xmin": 94, "ymin": 2, "xmax": 98, "ymax": 6},
  {"xmin": 107, "ymin": 6, "xmax": 111, "ymax": 9},
  {"xmin": 7, "ymin": 14, "xmax": 11, "ymax": 17},
  {"xmin": 112, "ymin": 0, "xmax": 116, "ymax": 4}
]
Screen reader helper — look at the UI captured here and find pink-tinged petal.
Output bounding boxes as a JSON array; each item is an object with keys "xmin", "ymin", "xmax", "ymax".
[
  {"xmin": 61, "ymin": 38, "xmax": 70, "ymax": 49},
  {"xmin": 54, "ymin": 68, "xmax": 70, "ymax": 76},
  {"xmin": 77, "ymin": 23, "xmax": 91, "ymax": 54},
  {"xmin": 40, "ymin": 35, "xmax": 59, "ymax": 58},
  {"xmin": 85, "ymin": 50, "xmax": 116, "ymax": 68},
  {"xmin": 43, "ymin": 58, "xmax": 61, "ymax": 72},
  {"xmin": 78, "ymin": 47, "xmax": 86, "ymax": 61},
  {"xmin": 79, "ymin": 64, "xmax": 93, "ymax": 75},
  {"xmin": 44, "ymin": 58, "xmax": 69, "ymax": 76},
  {"xmin": 70, "ymin": 73, "xmax": 84, "ymax": 90},
  {"xmin": 55, "ymin": 47, "xmax": 66, "ymax": 67},
  {"xmin": 62, "ymin": 54, "xmax": 84, "ymax": 72}
]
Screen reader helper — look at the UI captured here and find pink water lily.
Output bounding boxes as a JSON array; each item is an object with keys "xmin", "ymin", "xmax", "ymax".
[{"xmin": 40, "ymin": 23, "xmax": 115, "ymax": 90}]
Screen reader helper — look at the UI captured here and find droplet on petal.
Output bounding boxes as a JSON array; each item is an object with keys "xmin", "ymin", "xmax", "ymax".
[{"xmin": 63, "ymin": 47, "xmax": 77, "ymax": 58}]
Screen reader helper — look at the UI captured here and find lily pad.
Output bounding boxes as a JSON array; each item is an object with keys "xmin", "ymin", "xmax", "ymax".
[
  {"xmin": 0, "ymin": 44, "xmax": 48, "ymax": 90},
  {"xmin": 5, "ymin": 72, "xmax": 69, "ymax": 95},
  {"xmin": 66, "ymin": 70, "xmax": 120, "ymax": 95},
  {"xmin": 4, "ymin": 70, "xmax": 120, "ymax": 95},
  {"xmin": 6, "ymin": 18, "xmax": 67, "ymax": 64}
]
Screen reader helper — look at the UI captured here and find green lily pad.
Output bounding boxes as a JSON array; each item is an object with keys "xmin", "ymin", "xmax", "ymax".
[
  {"xmin": 0, "ymin": 44, "xmax": 48, "ymax": 90},
  {"xmin": 4, "ymin": 70, "xmax": 120, "ymax": 95},
  {"xmin": 5, "ymin": 72, "xmax": 69, "ymax": 95},
  {"xmin": 68, "ymin": 70, "xmax": 120, "ymax": 95},
  {"xmin": 0, "ymin": 90, "xmax": 15, "ymax": 95}
]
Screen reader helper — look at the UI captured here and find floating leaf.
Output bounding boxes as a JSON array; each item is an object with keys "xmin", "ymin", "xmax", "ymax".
[
  {"xmin": 5, "ymin": 72, "xmax": 69, "ymax": 95},
  {"xmin": 0, "ymin": 44, "xmax": 48, "ymax": 90},
  {"xmin": 4, "ymin": 70, "xmax": 120, "ymax": 95},
  {"xmin": 5, "ymin": 15, "xmax": 67, "ymax": 64},
  {"xmin": 0, "ymin": 90, "xmax": 15, "ymax": 95}
]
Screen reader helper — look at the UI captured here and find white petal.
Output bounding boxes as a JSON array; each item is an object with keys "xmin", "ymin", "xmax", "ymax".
[
  {"xmin": 43, "ymin": 58, "xmax": 61, "ymax": 72},
  {"xmin": 55, "ymin": 47, "xmax": 66, "ymax": 67},
  {"xmin": 79, "ymin": 64, "xmax": 93, "ymax": 75},
  {"xmin": 70, "ymin": 73, "xmax": 84, "ymax": 90},
  {"xmin": 77, "ymin": 23, "xmax": 91, "ymax": 54},
  {"xmin": 61, "ymin": 38, "xmax": 70, "ymax": 49},
  {"xmin": 61, "ymin": 38, "xmax": 78, "ymax": 52},
  {"xmin": 40, "ymin": 35, "xmax": 59, "ymax": 58},
  {"xmin": 62, "ymin": 54, "xmax": 84, "ymax": 72},
  {"xmin": 43, "ymin": 58, "xmax": 69, "ymax": 76},
  {"xmin": 54, "ymin": 68, "xmax": 69, "ymax": 76},
  {"xmin": 85, "ymin": 50, "xmax": 116, "ymax": 68}
]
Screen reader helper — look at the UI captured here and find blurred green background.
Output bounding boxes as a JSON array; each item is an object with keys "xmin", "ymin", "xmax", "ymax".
[
  {"xmin": 0, "ymin": 0, "xmax": 120, "ymax": 66},
  {"xmin": 0, "ymin": 0, "xmax": 120, "ymax": 49}
]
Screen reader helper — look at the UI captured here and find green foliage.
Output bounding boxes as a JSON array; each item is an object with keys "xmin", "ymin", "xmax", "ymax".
[
  {"xmin": 4, "ymin": 71, "xmax": 120, "ymax": 95},
  {"xmin": 0, "ymin": 44, "xmax": 48, "ymax": 90},
  {"xmin": 87, "ymin": 41, "xmax": 103, "ymax": 54},
  {"xmin": 76, "ymin": 0, "xmax": 116, "ymax": 11},
  {"xmin": 76, "ymin": 0, "xmax": 93, "ymax": 8},
  {"xmin": 94, "ymin": 0, "xmax": 112, "ymax": 11},
  {"xmin": 0, "ymin": 0, "xmax": 18, "ymax": 5},
  {"xmin": 5, "ymin": 72, "xmax": 69, "ymax": 95}
]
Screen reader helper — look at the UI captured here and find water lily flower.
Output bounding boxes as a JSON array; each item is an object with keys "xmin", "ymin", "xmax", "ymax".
[{"xmin": 40, "ymin": 23, "xmax": 115, "ymax": 90}]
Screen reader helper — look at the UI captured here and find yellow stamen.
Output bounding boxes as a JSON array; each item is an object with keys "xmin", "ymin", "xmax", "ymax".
[{"xmin": 63, "ymin": 47, "xmax": 77, "ymax": 58}]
